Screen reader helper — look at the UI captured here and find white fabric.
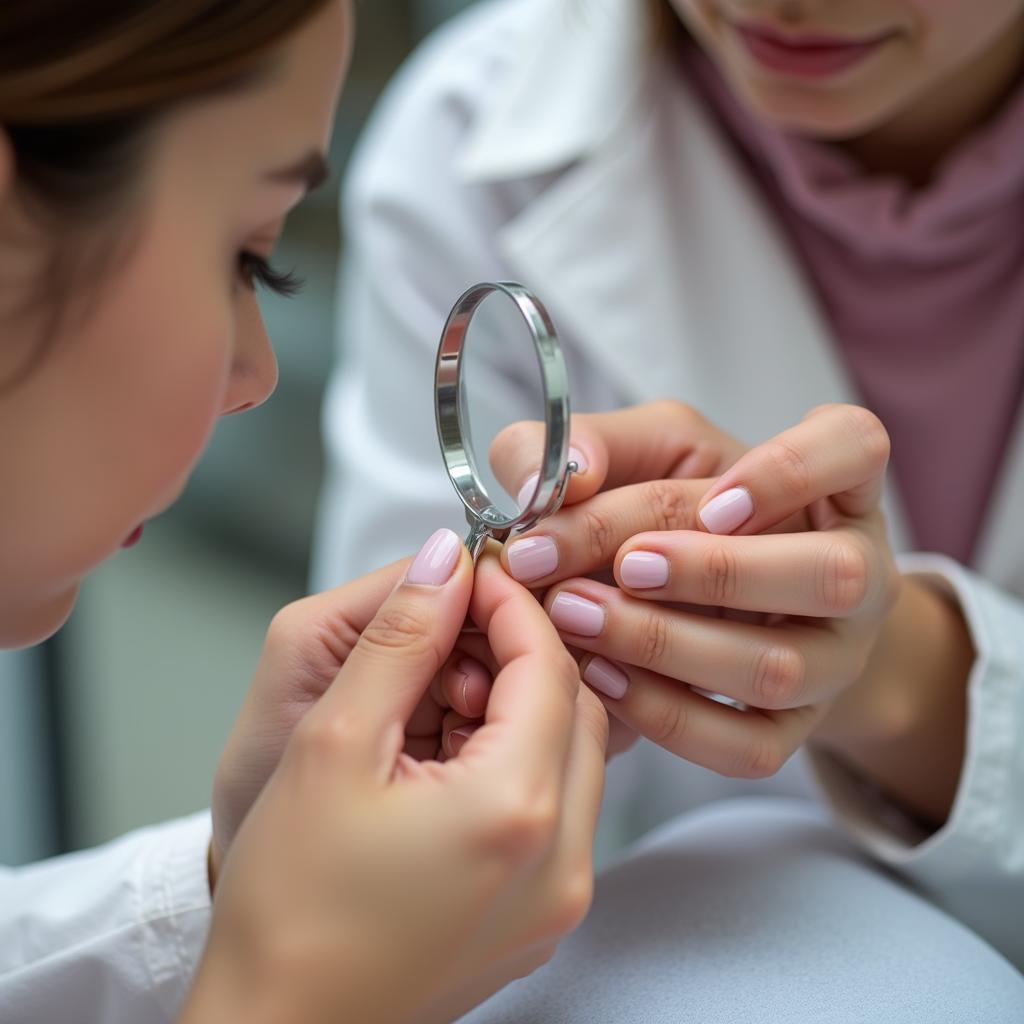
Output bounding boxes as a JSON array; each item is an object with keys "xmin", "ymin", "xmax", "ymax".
[
  {"xmin": 314, "ymin": 0, "xmax": 1024, "ymax": 973},
  {"xmin": 0, "ymin": 813, "xmax": 211, "ymax": 1023}
]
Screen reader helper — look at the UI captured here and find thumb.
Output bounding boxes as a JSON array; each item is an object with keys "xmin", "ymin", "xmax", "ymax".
[{"xmin": 311, "ymin": 528, "xmax": 472, "ymax": 773}]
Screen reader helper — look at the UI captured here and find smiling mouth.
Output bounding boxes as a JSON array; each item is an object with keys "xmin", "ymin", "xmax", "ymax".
[{"xmin": 732, "ymin": 21, "xmax": 898, "ymax": 80}]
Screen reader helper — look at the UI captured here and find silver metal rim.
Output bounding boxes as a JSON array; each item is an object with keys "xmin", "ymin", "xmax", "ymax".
[{"xmin": 434, "ymin": 282, "xmax": 572, "ymax": 539}]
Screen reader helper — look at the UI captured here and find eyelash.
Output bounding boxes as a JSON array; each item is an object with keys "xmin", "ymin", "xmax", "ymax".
[{"xmin": 237, "ymin": 251, "xmax": 305, "ymax": 298}]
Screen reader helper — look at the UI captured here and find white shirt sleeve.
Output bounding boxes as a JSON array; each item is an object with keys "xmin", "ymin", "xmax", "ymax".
[
  {"xmin": 0, "ymin": 812, "xmax": 212, "ymax": 1024},
  {"xmin": 808, "ymin": 554, "xmax": 1024, "ymax": 971}
]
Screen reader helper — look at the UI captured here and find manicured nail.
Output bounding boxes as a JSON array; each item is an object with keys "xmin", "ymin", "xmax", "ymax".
[
  {"xmin": 407, "ymin": 528, "xmax": 461, "ymax": 586},
  {"xmin": 507, "ymin": 535, "xmax": 558, "ymax": 582},
  {"xmin": 584, "ymin": 656, "xmax": 629, "ymax": 700},
  {"xmin": 517, "ymin": 472, "xmax": 540, "ymax": 510},
  {"xmin": 549, "ymin": 592, "xmax": 605, "ymax": 636},
  {"xmin": 620, "ymin": 551, "xmax": 669, "ymax": 589},
  {"xmin": 448, "ymin": 727, "xmax": 475, "ymax": 756},
  {"xmin": 568, "ymin": 446, "xmax": 589, "ymax": 474},
  {"xmin": 699, "ymin": 487, "xmax": 754, "ymax": 535}
]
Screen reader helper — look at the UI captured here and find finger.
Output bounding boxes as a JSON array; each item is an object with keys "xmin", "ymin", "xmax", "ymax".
[
  {"xmin": 502, "ymin": 477, "xmax": 709, "ymax": 586},
  {"xmin": 546, "ymin": 683, "xmax": 609, "ymax": 882},
  {"xmin": 697, "ymin": 405, "xmax": 890, "ymax": 537},
  {"xmin": 310, "ymin": 529, "xmax": 472, "ymax": 774},
  {"xmin": 580, "ymin": 655, "xmax": 827, "ymax": 777},
  {"xmin": 544, "ymin": 579, "xmax": 860, "ymax": 710},
  {"xmin": 462, "ymin": 553, "xmax": 582, "ymax": 795},
  {"xmin": 490, "ymin": 420, "xmax": 599, "ymax": 509},
  {"xmin": 440, "ymin": 654, "xmax": 493, "ymax": 718},
  {"xmin": 489, "ymin": 402, "xmax": 748, "ymax": 512},
  {"xmin": 616, "ymin": 528, "xmax": 875, "ymax": 619},
  {"xmin": 441, "ymin": 708, "xmax": 482, "ymax": 758}
]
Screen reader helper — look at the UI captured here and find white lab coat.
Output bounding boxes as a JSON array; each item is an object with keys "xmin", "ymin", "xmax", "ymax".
[
  {"xmin": 0, "ymin": 812, "xmax": 210, "ymax": 1021},
  {"xmin": 314, "ymin": 0, "xmax": 1024, "ymax": 972}
]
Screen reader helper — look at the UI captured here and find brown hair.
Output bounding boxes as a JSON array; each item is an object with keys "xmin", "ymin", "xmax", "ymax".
[{"xmin": 0, "ymin": 0, "xmax": 334, "ymax": 385}]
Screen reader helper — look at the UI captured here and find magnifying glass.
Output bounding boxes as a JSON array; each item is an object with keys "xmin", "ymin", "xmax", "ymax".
[{"xmin": 435, "ymin": 282, "xmax": 578, "ymax": 561}]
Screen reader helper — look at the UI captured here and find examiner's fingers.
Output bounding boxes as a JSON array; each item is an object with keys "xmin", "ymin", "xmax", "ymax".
[
  {"xmin": 501, "ymin": 477, "xmax": 710, "ymax": 586},
  {"xmin": 542, "ymin": 578, "xmax": 864, "ymax": 711},
  {"xmin": 489, "ymin": 402, "xmax": 749, "ymax": 514},
  {"xmin": 697, "ymin": 404, "xmax": 890, "ymax": 537},
  {"xmin": 615, "ymin": 527, "xmax": 877, "ymax": 619},
  {"xmin": 581, "ymin": 654, "xmax": 827, "ymax": 778}
]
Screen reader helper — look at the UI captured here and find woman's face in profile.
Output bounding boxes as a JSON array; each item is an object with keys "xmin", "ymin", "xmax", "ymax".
[
  {"xmin": 0, "ymin": 0, "xmax": 351, "ymax": 649},
  {"xmin": 671, "ymin": 0, "xmax": 1024, "ymax": 138}
]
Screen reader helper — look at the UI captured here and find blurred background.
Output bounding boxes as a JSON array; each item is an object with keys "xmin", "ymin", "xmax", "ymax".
[{"xmin": 0, "ymin": 0, "xmax": 478, "ymax": 865}]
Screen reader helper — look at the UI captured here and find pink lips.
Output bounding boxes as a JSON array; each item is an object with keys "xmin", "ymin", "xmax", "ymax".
[
  {"xmin": 122, "ymin": 524, "xmax": 144, "ymax": 549},
  {"xmin": 734, "ymin": 22, "xmax": 893, "ymax": 79}
]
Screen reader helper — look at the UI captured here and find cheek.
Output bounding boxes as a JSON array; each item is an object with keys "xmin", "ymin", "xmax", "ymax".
[{"xmin": 905, "ymin": 0, "xmax": 1024, "ymax": 61}]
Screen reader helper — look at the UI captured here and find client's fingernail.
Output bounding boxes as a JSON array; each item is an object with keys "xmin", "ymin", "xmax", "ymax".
[
  {"xmin": 448, "ymin": 727, "xmax": 475, "ymax": 757},
  {"xmin": 699, "ymin": 487, "xmax": 754, "ymax": 535},
  {"xmin": 584, "ymin": 656, "xmax": 629, "ymax": 700},
  {"xmin": 568, "ymin": 446, "xmax": 589, "ymax": 474},
  {"xmin": 620, "ymin": 551, "xmax": 669, "ymax": 589},
  {"xmin": 517, "ymin": 472, "xmax": 540, "ymax": 510},
  {"xmin": 549, "ymin": 592, "xmax": 605, "ymax": 636},
  {"xmin": 507, "ymin": 535, "xmax": 558, "ymax": 582},
  {"xmin": 407, "ymin": 528, "xmax": 461, "ymax": 586}
]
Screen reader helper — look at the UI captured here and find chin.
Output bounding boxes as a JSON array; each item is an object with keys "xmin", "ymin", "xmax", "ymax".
[{"xmin": 0, "ymin": 584, "xmax": 80, "ymax": 651}]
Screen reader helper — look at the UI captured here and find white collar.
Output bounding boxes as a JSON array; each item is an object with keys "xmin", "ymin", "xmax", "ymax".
[{"xmin": 457, "ymin": 0, "xmax": 653, "ymax": 182}]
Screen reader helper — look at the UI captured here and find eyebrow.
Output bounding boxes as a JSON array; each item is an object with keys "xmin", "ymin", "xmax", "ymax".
[{"xmin": 264, "ymin": 150, "xmax": 330, "ymax": 193}]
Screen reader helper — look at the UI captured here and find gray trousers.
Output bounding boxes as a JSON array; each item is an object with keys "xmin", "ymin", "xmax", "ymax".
[{"xmin": 460, "ymin": 798, "xmax": 1024, "ymax": 1023}]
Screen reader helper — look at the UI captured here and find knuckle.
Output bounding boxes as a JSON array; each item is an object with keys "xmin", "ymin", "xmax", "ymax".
[
  {"xmin": 815, "ymin": 540, "xmax": 870, "ymax": 615},
  {"xmin": 581, "ymin": 506, "xmax": 619, "ymax": 565},
  {"xmin": 266, "ymin": 599, "xmax": 305, "ymax": 646},
  {"xmin": 843, "ymin": 406, "xmax": 891, "ymax": 472},
  {"xmin": 645, "ymin": 695, "xmax": 690, "ymax": 750},
  {"xmin": 646, "ymin": 479, "xmax": 695, "ymax": 532},
  {"xmin": 766, "ymin": 439, "xmax": 813, "ymax": 501},
  {"xmin": 359, "ymin": 604, "xmax": 435, "ymax": 658},
  {"xmin": 546, "ymin": 866, "xmax": 595, "ymax": 937},
  {"xmin": 636, "ymin": 609, "xmax": 671, "ymax": 668},
  {"xmin": 659, "ymin": 398, "xmax": 705, "ymax": 432},
  {"xmin": 484, "ymin": 786, "xmax": 560, "ymax": 863},
  {"xmin": 749, "ymin": 642, "xmax": 806, "ymax": 708},
  {"xmin": 292, "ymin": 712, "xmax": 357, "ymax": 766},
  {"xmin": 701, "ymin": 544, "xmax": 741, "ymax": 605},
  {"xmin": 729, "ymin": 736, "xmax": 788, "ymax": 780}
]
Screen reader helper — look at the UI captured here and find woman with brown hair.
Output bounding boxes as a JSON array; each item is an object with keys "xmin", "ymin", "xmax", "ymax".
[{"xmin": 0, "ymin": 3, "xmax": 609, "ymax": 1021}]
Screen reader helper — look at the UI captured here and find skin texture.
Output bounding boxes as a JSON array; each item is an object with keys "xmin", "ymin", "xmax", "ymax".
[
  {"xmin": 0, "ymin": 2, "xmax": 349, "ymax": 648},
  {"xmin": 671, "ymin": 0, "xmax": 1024, "ymax": 179}
]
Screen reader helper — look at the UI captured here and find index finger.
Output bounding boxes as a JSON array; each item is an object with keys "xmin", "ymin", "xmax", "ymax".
[
  {"xmin": 466, "ymin": 551, "xmax": 582, "ymax": 793},
  {"xmin": 697, "ymin": 405, "xmax": 890, "ymax": 536},
  {"xmin": 489, "ymin": 401, "xmax": 748, "ymax": 513}
]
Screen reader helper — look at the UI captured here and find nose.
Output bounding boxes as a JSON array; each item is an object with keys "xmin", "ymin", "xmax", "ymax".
[{"xmin": 222, "ymin": 294, "xmax": 279, "ymax": 416}]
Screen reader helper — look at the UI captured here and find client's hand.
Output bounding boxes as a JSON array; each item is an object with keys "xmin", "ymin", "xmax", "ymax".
[{"xmin": 184, "ymin": 537, "xmax": 608, "ymax": 1024}]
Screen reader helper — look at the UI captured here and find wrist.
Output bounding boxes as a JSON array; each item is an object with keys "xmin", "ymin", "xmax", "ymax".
[{"xmin": 813, "ymin": 576, "xmax": 973, "ymax": 827}]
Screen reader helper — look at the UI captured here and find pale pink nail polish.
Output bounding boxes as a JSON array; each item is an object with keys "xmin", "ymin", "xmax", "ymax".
[
  {"xmin": 517, "ymin": 472, "xmax": 540, "ymax": 510},
  {"xmin": 549, "ymin": 592, "xmax": 605, "ymax": 637},
  {"xmin": 584, "ymin": 656, "xmax": 629, "ymax": 700},
  {"xmin": 448, "ymin": 727, "xmax": 475, "ymax": 756},
  {"xmin": 407, "ymin": 528, "xmax": 461, "ymax": 586},
  {"xmin": 620, "ymin": 551, "xmax": 669, "ymax": 589},
  {"xmin": 568, "ymin": 446, "xmax": 589, "ymax": 473},
  {"xmin": 699, "ymin": 487, "xmax": 754, "ymax": 535},
  {"xmin": 507, "ymin": 535, "xmax": 558, "ymax": 582}
]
